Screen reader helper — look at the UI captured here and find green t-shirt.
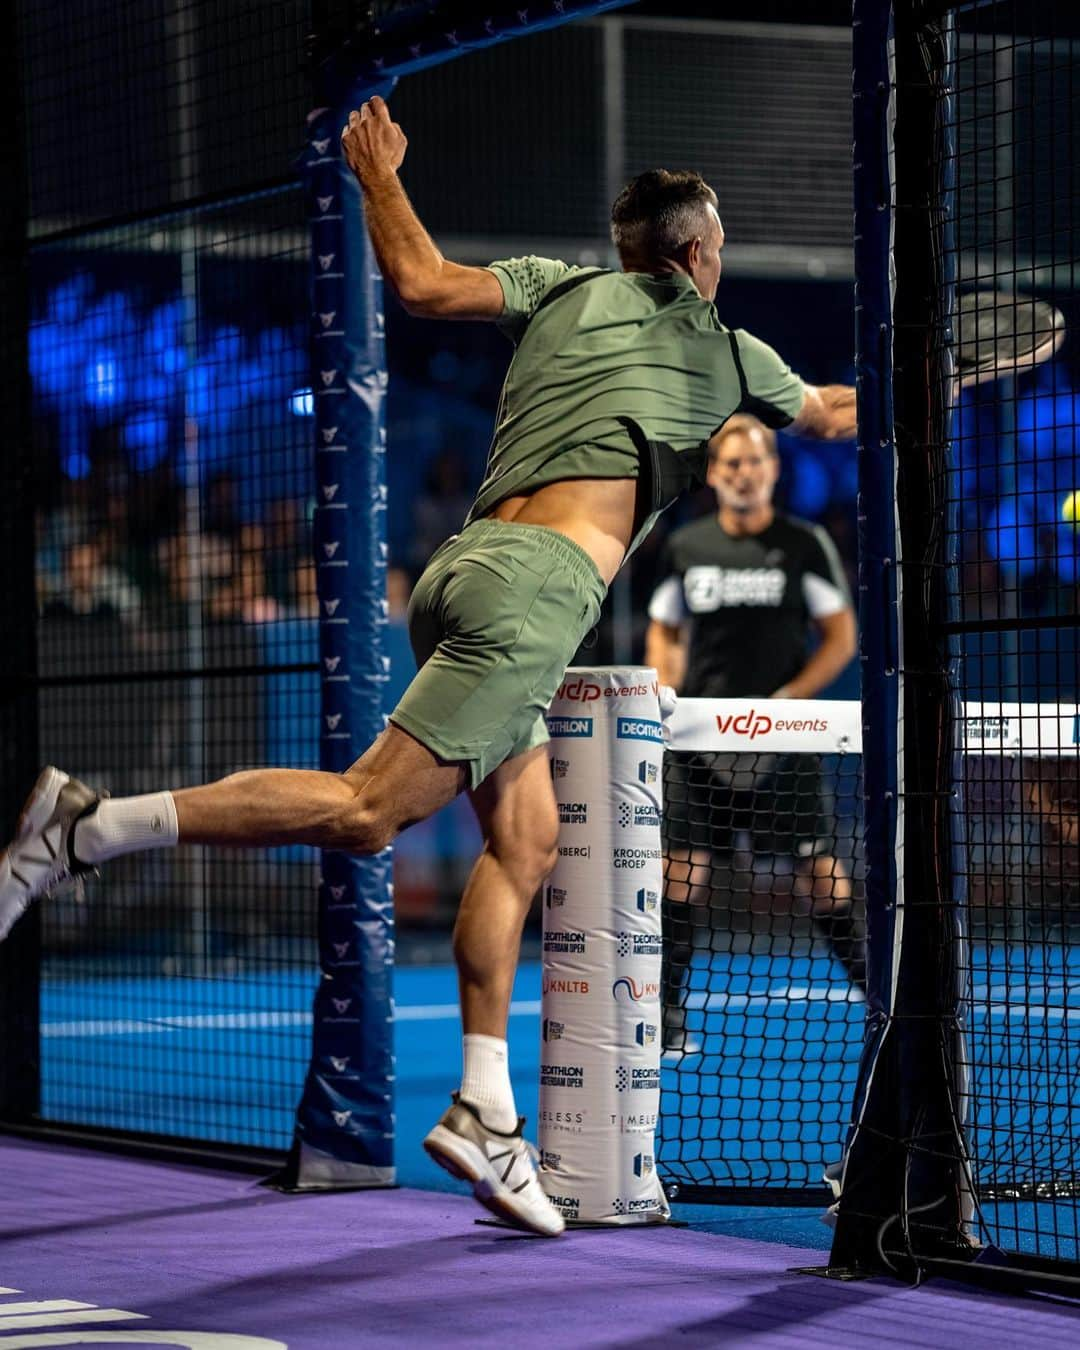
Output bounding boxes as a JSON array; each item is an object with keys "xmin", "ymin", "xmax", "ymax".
[{"xmin": 465, "ymin": 255, "xmax": 807, "ymax": 541}]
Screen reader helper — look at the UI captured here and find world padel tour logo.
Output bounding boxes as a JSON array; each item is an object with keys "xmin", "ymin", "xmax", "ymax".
[
  {"xmin": 550, "ymin": 757, "xmax": 570, "ymax": 780},
  {"xmin": 547, "ymin": 716, "xmax": 593, "ymax": 738},
  {"xmin": 612, "ymin": 976, "xmax": 660, "ymax": 1003},
  {"xmin": 616, "ymin": 717, "xmax": 663, "ymax": 743},
  {"xmin": 542, "ymin": 1018, "xmax": 565, "ymax": 1043},
  {"xmin": 545, "ymin": 885, "xmax": 566, "ymax": 909},
  {"xmin": 637, "ymin": 760, "xmax": 659, "ymax": 785},
  {"xmin": 635, "ymin": 1021, "xmax": 657, "ymax": 1047},
  {"xmin": 636, "ymin": 888, "xmax": 659, "ymax": 914}
]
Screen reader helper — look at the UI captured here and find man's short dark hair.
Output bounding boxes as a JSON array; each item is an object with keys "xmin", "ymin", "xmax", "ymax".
[{"xmin": 610, "ymin": 170, "xmax": 719, "ymax": 264}]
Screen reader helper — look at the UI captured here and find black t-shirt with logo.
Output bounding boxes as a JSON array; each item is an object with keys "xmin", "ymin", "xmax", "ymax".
[{"xmin": 647, "ymin": 513, "xmax": 851, "ymax": 698}]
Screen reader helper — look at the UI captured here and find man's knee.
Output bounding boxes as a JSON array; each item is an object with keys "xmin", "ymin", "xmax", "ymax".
[
  {"xmin": 518, "ymin": 828, "xmax": 559, "ymax": 889},
  {"xmin": 336, "ymin": 798, "xmax": 396, "ymax": 856}
]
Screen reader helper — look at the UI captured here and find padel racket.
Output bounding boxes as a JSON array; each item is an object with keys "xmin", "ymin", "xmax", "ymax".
[{"xmin": 957, "ymin": 290, "xmax": 1065, "ymax": 387}]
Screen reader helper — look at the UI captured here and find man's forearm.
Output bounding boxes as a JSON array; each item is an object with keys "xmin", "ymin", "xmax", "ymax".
[
  {"xmin": 645, "ymin": 630, "xmax": 686, "ymax": 690},
  {"xmin": 358, "ymin": 170, "xmax": 445, "ymax": 304},
  {"xmin": 773, "ymin": 642, "xmax": 852, "ymax": 699}
]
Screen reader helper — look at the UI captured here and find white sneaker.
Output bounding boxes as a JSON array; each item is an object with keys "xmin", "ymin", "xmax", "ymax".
[
  {"xmin": 0, "ymin": 767, "xmax": 99, "ymax": 942},
  {"xmin": 423, "ymin": 1094, "xmax": 565, "ymax": 1237}
]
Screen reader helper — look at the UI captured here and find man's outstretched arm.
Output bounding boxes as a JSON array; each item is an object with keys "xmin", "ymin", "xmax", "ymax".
[
  {"xmin": 790, "ymin": 384, "xmax": 857, "ymax": 441},
  {"xmin": 340, "ymin": 96, "xmax": 504, "ymax": 321}
]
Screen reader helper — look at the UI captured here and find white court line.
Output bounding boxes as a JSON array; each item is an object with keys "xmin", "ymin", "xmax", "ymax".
[
  {"xmin": 40, "ymin": 1000, "xmax": 544, "ymax": 1039},
  {"xmin": 41, "ymin": 985, "xmax": 1076, "ymax": 1039}
]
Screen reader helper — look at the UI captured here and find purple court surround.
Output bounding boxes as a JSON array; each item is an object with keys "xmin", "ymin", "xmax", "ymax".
[{"xmin": 1, "ymin": 1138, "xmax": 1078, "ymax": 1348}]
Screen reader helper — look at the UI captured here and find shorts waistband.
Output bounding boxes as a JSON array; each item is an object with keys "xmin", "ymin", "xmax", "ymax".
[{"xmin": 460, "ymin": 519, "xmax": 605, "ymax": 590}]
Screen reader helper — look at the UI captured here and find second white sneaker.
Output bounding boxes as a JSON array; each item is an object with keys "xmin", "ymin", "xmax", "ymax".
[
  {"xmin": 423, "ymin": 1094, "xmax": 566, "ymax": 1237},
  {"xmin": 0, "ymin": 767, "xmax": 99, "ymax": 942}
]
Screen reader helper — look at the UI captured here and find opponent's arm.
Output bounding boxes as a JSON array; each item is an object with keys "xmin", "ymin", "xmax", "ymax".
[
  {"xmin": 340, "ymin": 96, "xmax": 504, "ymax": 320},
  {"xmin": 645, "ymin": 620, "xmax": 687, "ymax": 692},
  {"xmin": 771, "ymin": 608, "xmax": 856, "ymax": 699},
  {"xmin": 789, "ymin": 384, "xmax": 857, "ymax": 441}
]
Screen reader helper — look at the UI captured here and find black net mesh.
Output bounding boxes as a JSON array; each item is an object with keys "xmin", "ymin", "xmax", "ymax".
[
  {"xmin": 945, "ymin": 2, "xmax": 1080, "ymax": 1264},
  {"xmin": 17, "ymin": 1, "xmax": 317, "ymax": 1152},
  {"xmin": 657, "ymin": 743, "xmax": 865, "ymax": 1200}
]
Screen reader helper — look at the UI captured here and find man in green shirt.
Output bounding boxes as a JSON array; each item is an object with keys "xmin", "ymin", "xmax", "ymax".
[{"xmin": 0, "ymin": 96, "xmax": 856, "ymax": 1237}]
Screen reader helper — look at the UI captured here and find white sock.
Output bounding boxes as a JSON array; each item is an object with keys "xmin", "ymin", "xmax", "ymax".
[
  {"xmin": 72, "ymin": 792, "xmax": 179, "ymax": 865},
  {"xmin": 460, "ymin": 1033, "xmax": 518, "ymax": 1132}
]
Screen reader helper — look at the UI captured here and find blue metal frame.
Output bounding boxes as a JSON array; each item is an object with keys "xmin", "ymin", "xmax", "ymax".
[{"xmin": 287, "ymin": 0, "xmax": 637, "ymax": 1188}]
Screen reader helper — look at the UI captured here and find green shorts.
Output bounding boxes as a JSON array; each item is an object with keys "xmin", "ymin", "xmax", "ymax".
[{"xmin": 390, "ymin": 519, "xmax": 606, "ymax": 789}]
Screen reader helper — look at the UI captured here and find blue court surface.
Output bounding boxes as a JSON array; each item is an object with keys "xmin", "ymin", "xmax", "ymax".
[{"xmin": 34, "ymin": 946, "xmax": 1080, "ymax": 1257}]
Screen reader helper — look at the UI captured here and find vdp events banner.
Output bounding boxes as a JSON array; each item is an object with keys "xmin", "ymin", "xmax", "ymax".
[{"xmin": 539, "ymin": 667, "xmax": 669, "ymax": 1225}]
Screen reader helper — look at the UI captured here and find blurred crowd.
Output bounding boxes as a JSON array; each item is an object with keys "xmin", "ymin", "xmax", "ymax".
[{"xmin": 37, "ymin": 463, "xmax": 318, "ymax": 629}]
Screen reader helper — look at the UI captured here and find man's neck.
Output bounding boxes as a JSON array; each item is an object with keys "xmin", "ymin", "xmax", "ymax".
[{"xmin": 718, "ymin": 504, "xmax": 775, "ymax": 537}]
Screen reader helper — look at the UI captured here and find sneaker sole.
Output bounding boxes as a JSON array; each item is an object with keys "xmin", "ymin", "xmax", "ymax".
[
  {"xmin": 0, "ymin": 767, "xmax": 70, "ymax": 942},
  {"xmin": 16, "ymin": 767, "xmax": 69, "ymax": 841},
  {"xmin": 422, "ymin": 1125, "xmax": 564, "ymax": 1237}
]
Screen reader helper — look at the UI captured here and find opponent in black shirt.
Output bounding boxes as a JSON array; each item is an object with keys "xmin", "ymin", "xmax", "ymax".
[{"xmin": 645, "ymin": 415, "xmax": 861, "ymax": 1055}]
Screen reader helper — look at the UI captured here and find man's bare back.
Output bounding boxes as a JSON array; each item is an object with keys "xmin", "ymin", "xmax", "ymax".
[{"xmin": 491, "ymin": 477, "xmax": 638, "ymax": 585}]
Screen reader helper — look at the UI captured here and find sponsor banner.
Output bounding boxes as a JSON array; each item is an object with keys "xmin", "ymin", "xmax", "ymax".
[
  {"xmin": 665, "ymin": 697, "xmax": 1080, "ymax": 757},
  {"xmin": 956, "ymin": 702, "xmax": 1080, "ymax": 756},
  {"xmin": 540, "ymin": 668, "xmax": 668, "ymax": 1226},
  {"xmin": 666, "ymin": 697, "xmax": 862, "ymax": 754}
]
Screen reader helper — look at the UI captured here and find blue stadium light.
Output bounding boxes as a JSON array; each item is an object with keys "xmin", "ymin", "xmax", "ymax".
[
  {"xmin": 84, "ymin": 350, "xmax": 125, "ymax": 407},
  {"xmin": 83, "ymin": 293, "xmax": 133, "ymax": 343},
  {"xmin": 146, "ymin": 301, "xmax": 186, "ymax": 376},
  {"xmin": 184, "ymin": 362, "xmax": 215, "ymax": 420},
  {"xmin": 123, "ymin": 410, "xmax": 171, "ymax": 470},
  {"xmin": 46, "ymin": 274, "xmax": 93, "ymax": 325},
  {"xmin": 289, "ymin": 387, "xmax": 314, "ymax": 416},
  {"xmin": 29, "ymin": 321, "xmax": 82, "ymax": 398},
  {"xmin": 1016, "ymin": 384, "xmax": 1080, "ymax": 461},
  {"xmin": 984, "ymin": 497, "xmax": 1039, "ymax": 577},
  {"xmin": 61, "ymin": 449, "xmax": 92, "ymax": 481},
  {"xmin": 1052, "ymin": 524, "xmax": 1080, "ymax": 585},
  {"xmin": 211, "ymin": 325, "xmax": 244, "ymax": 365},
  {"xmin": 786, "ymin": 449, "xmax": 831, "ymax": 518}
]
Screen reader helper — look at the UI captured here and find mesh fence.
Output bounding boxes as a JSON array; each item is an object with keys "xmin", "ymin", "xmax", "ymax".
[
  {"xmin": 18, "ymin": 0, "xmax": 317, "ymax": 1152},
  {"xmin": 657, "ymin": 743, "xmax": 865, "ymax": 1199},
  {"xmin": 945, "ymin": 2, "xmax": 1080, "ymax": 1265}
]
